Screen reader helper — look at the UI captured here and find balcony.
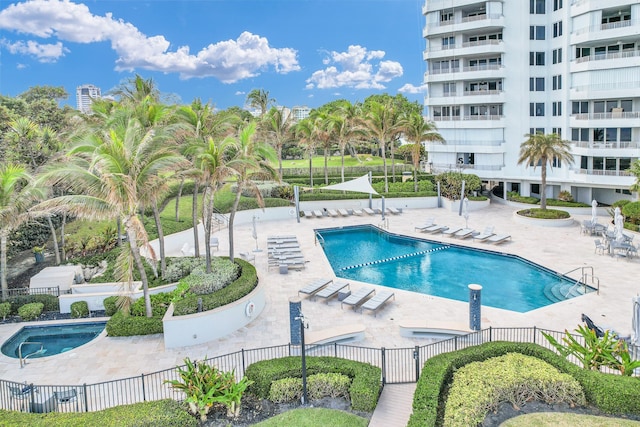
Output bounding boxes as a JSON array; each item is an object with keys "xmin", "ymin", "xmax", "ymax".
[
  {"xmin": 572, "ymin": 141, "xmax": 640, "ymax": 150},
  {"xmin": 424, "ymin": 40, "xmax": 504, "ymax": 60},
  {"xmin": 571, "ymin": 168, "xmax": 632, "ymax": 177},
  {"xmin": 571, "ymin": 112, "xmax": 640, "ymax": 120},
  {"xmin": 571, "ymin": 20, "xmax": 639, "ymax": 44},
  {"xmin": 423, "ymin": 14, "xmax": 504, "ymax": 37},
  {"xmin": 570, "ymin": 81, "xmax": 640, "ymax": 99},
  {"xmin": 571, "ymin": 50, "xmax": 640, "ymax": 73}
]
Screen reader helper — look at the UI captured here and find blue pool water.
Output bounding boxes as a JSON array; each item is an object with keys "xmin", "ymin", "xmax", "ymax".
[
  {"xmin": 1, "ymin": 322, "xmax": 106, "ymax": 359},
  {"xmin": 316, "ymin": 225, "xmax": 593, "ymax": 313}
]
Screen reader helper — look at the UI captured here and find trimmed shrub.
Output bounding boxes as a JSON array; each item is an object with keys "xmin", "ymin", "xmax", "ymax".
[
  {"xmin": 517, "ymin": 208, "xmax": 571, "ymax": 219},
  {"xmin": 103, "ymin": 296, "xmax": 118, "ymax": 316},
  {"xmin": 269, "ymin": 373, "xmax": 351, "ymax": 403},
  {"xmin": 179, "ymin": 258, "xmax": 239, "ymax": 295},
  {"xmin": 245, "ymin": 356, "xmax": 381, "ymax": 412},
  {"xmin": 0, "ymin": 302, "xmax": 10, "ymax": 320},
  {"xmin": 70, "ymin": 301, "xmax": 89, "ymax": 318},
  {"xmin": 8, "ymin": 294, "xmax": 59, "ymax": 314},
  {"xmin": 105, "ymin": 311, "xmax": 163, "ymax": 336},
  {"xmin": 172, "ymin": 259, "xmax": 257, "ymax": 316},
  {"xmin": 408, "ymin": 341, "xmax": 640, "ymax": 427},
  {"xmin": 163, "ymin": 257, "xmax": 205, "ymax": 283},
  {"xmin": 130, "ymin": 292, "xmax": 174, "ymax": 317},
  {"xmin": 18, "ymin": 302, "xmax": 44, "ymax": 321}
]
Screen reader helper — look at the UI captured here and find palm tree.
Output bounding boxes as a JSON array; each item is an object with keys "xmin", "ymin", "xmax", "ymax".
[
  {"xmin": 226, "ymin": 122, "xmax": 277, "ymax": 262},
  {"xmin": 629, "ymin": 159, "xmax": 640, "ymax": 200},
  {"xmin": 403, "ymin": 113, "xmax": 444, "ymax": 192},
  {"xmin": 246, "ymin": 89, "xmax": 274, "ymax": 118},
  {"xmin": 293, "ymin": 117, "xmax": 318, "ymax": 189},
  {"xmin": 111, "ymin": 74, "xmax": 161, "ymax": 104},
  {"xmin": 0, "ymin": 164, "xmax": 44, "ymax": 299},
  {"xmin": 263, "ymin": 107, "xmax": 293, "ymax": 180},
  {"xmin": 38, "ymin": 109, "xmax": 186, "ymax": 317},
  {"xmin": 517, "ymin": 132, "xmax": 574, "ymax": 210},
  {"xmin": 363, "ymin": 101, "xmax": 405, "ymax": 193},
  {"xmin": 325, "ymin": 100, "xmax": 364, "ymax": 185}
]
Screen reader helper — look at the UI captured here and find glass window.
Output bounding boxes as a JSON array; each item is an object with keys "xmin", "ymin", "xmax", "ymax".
[
  {"xmin": 606, "ymin": 101, "xmax": 617, "ymax": 112},
  {"xmin": 621, "ymin": 100, "xmax": 632, "ymax": 111},
  {"xmin": 606, "ymin": 128, "xmax": 617, "ymax": 142},
  {"xmin": 536, "ymin": 103, "xmax": 544, "ymax": 116},
  {"xmin": 605, "ymin": 158, "xmax": 616, "ymax": 171},
  {"xmin": 571, "ymin": 128, "xmax": 579, "ymax": 141},
  {"xmin": 593, "ymin": 129, "xmax": 604, "ymax": 142},
  {"xmin": 554, "ymin": 0, "xmax": 562, "ymax": 11},
  {"xmin": 536, "ymin": 26, "xmax": 545, "ymax": 40},
  {"xmin": 580, "ymin": 128, "xmax": 589, "ymax": 141},
  {"xmin": 593, "ymin": 157, "xmax": 603, "ymax": 170},
  {"xmin": 536, "ymin": 52, "xmax": 545, "ymax": 65},
  {"xmin": 593, "ymin": 101, "xmax": 605, "ymax": 113},
  {"xmin": 620, "ymin": 158, "xmax": 631, "ymax": 170},
  {"xmin": 620, "ymin": 128, "xmax": 631, "ymax": 142},
  {"xmin": 581, "ymin": 156, "xmax": 588, "ymax": 169},
  {"xmin": 536, "ymin": 78, "xmax": 544, "ymax": 91}
]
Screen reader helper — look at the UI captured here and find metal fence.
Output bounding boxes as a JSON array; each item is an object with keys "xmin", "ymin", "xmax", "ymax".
[
  {"xmin": 3, "ymin": 287, "xmax": 61, "ymax": 299},
  {"xmin": 1, "ymin": 326, "xmax": 637, "ymax": 414}
]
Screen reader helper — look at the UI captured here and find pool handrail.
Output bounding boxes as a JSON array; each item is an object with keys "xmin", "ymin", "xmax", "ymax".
[{"xmin": 18, "ymin": 341, "xmax": 44, "ymax": 368}]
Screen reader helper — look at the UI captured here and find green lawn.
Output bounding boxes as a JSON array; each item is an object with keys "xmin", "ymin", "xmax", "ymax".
[
  {"xmin": 501, "ymin": 412, "xmax": 640, "ymax": 426},
  {"xmin": 254, "ymin": 408, "xmax": 369, "ymax": 427},
  {"xmin": 280, "ymin": 154, "xmax": 390, "ymax": 169}
]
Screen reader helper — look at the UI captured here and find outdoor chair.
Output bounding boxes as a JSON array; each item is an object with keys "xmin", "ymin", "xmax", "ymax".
[
  {"xmin": 594, "ymin": 239, "xmax": 606, "ymax": 255},
  {"xmin": 209, "ymin": 237, "xmax": 219, "ymax": 251},
  {"xmin": 8, "ymin": 384, "xmax": 34, "ymax": 412}
]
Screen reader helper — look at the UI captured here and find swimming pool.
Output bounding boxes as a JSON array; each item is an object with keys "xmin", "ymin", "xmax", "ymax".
[
  {"xmin": 1, "ymin": 321, "xmax": 106, "ymax": 359},
  {"xmin": 316, "ymin": 225, "xmax": 594, "ymax": 313}
]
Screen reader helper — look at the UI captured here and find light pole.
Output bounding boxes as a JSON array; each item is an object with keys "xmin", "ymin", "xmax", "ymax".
[{"xmin": 295, "ymin": 310, "xmax": 309, "ymax": 405}]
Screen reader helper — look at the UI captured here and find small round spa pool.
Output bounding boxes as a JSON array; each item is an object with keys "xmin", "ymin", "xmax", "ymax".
[{"xmin": 1, "ymin": 321, "xmax": 106, "ymax": 359}]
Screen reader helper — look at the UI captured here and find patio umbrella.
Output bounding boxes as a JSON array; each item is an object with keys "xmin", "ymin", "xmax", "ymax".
[
  {"xmin": 591, "ymin": 199, "xmax": 598, "ymax": 223},
  {"xmin": 632, "ymin": 296, "xmax": 640, "ymax": 350},
  {"xmin": 615, "ymin": 214, "xmax": 624, "ymax": 241},
  {"xmin": 462, "ymin": 197, "xmax": 470, "ymax": 228},
  {"xmin": 252, "ymin": 215, "xmax": 261, "ymax": 252}
]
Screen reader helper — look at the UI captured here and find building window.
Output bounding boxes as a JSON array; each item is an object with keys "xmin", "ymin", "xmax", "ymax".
[
  {"xmin": 529, "ymin": 77, "xmax": 545, "ymax": 91},
  {"xmin": 530, "ymin": 26, "xmax": 546, "ymax": 40},
  {"xmin": 552, "ymin": 127, "xmax": 562, "ymax": 137},
  {"xmin": 553, "ymin": 21, "xmax": 563, "ymax": 37},
  {"xmin": 443, "ymin": 82, "xmax": 456, "ymax": 95},
  {"xmin": 552, "ymin": 48, "xmax": 562, "ymax": 64},
  {"xmin": 552, "ymin": 75, "xmax": 562, "ymax": 90},
  {"xmin": 531, "ymin": 184, "xmax": 540, "ymax": 194},
  {"xmin": 530, "ymin": 0, "xmax": 545, "ymax": 14},
  {"xmin": 571, "ymin": 101, "xmax": 588, "ymax": 114},
  {"xmin": 440, "ymin": 11, "xmax": 454, "ymax": 22},
  {"xmin": 530, "ymin": 103, "xmax": 545, "ymax": 117},
  {"xmin": 442, "ymin": 36, "xmax": 455, "ymax": 48},
  {"xmin": 552, "ymin": 101, "xmax": 562, "ymax": 116},
  {"xmin": 530, "ymin": 52, "xmax": 545, "ymax": 66},
  {"xmin": 553, "ymin": 0, "xmax": 562, "ymax": 11}
]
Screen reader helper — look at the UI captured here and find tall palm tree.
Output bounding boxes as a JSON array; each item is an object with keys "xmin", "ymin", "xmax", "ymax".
[
  {"xmin": 111, "ymin": 74, "xmax": 161, "ymax": 105},
  {"xmin": 517, "ymin": 132, "xmax": 574, "ymax": 210},
  {"xmin": 226, "ymin": 122, "xmax": 277, "ymax": 262},
  {"xmin": 311, "ymin": 111, "xmax": 333, "ymax": 185},
  {"xmin": 363, "ymin": 101, "xmax": 405, "ymax": 193},
  {"xmin": 293, "ymin": 117, "xmax": 318, "ymax": 189},
  {"xmin": 38, "ymin": 110, "xmax": 186, "ymax": 317},
  {"xmin": 246, "ymin": 89, "xmax": 274, "ymax": 118},
  {"xmin": 403, "ymin": 113, "xmax": 444, "ymax": 192},
  {"xmin": 0, "ymin": 164, "xmax": 44, "ymax": 299},
  {"xmin": 263, "ymin": 107, "xmax": 293, "ymax": 180}
]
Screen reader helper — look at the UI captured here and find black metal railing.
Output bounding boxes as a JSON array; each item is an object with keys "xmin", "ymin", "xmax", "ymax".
[{"xmin": 1, "ymin": 326, "xmax": 636, "ymax": 413}]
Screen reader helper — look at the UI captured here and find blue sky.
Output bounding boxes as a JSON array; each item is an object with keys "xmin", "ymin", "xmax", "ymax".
[{"xmin": 0, "ymin": 0, "xmax": 427, "ymax": 111}]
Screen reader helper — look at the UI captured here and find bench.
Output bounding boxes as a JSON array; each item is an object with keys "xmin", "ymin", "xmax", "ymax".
[
  {"xmin": 305, "ymin": 324, "xmax": 366, "ymax": 345},
  {"xmin": 399, "ymin": 321, "xmax": 473, "ymax": 339}
]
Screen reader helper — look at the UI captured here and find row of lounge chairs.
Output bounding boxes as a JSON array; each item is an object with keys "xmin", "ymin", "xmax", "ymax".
[
  {"xmin": 414, "ymin": 219, "xmax": 511, "ymax": 244},
  {"xmin": 302, "ymin": 207, "xmax": 401, "ymax": 218},
  {"xmin": 298, "ymin": 278, "xmax": 395, "ymax": 316},
  {"xmin": 267, "ymin": 235, "xmax": 306, "ymax": 270}
]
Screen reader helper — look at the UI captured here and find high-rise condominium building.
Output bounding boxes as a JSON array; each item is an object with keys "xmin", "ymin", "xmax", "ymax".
[
  {"xmin": 422, "ymin": 0, "xmax": 639, "ymax": 204},
  {"xmin": 76, "ymin": 84, "xmax": 101, "ymax": 114}
]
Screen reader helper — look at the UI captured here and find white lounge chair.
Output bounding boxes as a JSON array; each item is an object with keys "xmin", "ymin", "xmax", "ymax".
[
  {"xmin": 442, "ymin": 227, "xmax": 462, "ymax": 237},
  {"xmin": 363, "ymin": 208, "xmax": 375, "ymax": 215},
  {"xmin": 473, "ymin": 226, "xmax": 495, "ymax": 242},
  {"xmin": 327, "ymin": 209, "xmax": 339, "ymax": 217},
  {"xmin": 298, "ymin": 278, "xmax": 333, "ymax": 297},
  {"xmin": 315, "ymin": 280, "xmax": 350, "ymax": 302},
  {"xmin": 423, "ymin": 225, "xmax": 449, "ymax": 234},
  {"xmin": 414, "ymin": 218, "xmax": 436, "ymax": 231},
  {"xmin": 361, "ymin": 290, "xmax": 395, "ymax": 316},
  {"xmin": 341, "ymin": 287, "xmax": 375, "ymax": 310},
  {"xmin": 455, "ymin": 228, "xmax": 476, "ymax": 239},
  {"xmin": 338, "ymin": 209, "xmax": 350, "ymax": 216},
  {"xmin": 486, "ymin": 234, "xmax": 511, "ymax": 244},
  {"xmin": 352, "ymin": 209, "xmax": 364, "ymax": 216},
  {"xmin": 387, "ymin": 207, "xmax": 401, "ymax": 215},
  {"xmin": 239, "ymin": 252, "xmax": 256, "ymax": 262},
  {"xmin": 313, "ymin": 210, "xmax": 324, "ymax": 218}
]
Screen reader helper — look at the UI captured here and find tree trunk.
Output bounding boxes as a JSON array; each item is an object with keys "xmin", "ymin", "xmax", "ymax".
[
  {"xmin": 46, "ymin": 215, "xmax": 61, "ymax": 265},
  {"xmin": 0, "ymin": 233, "xmax": 7, "ymax": 300},
  {"xmin": 278, "ymin": 146, "xmax": 283, "ymax": 181},
  {"xmin": 175, "ymin": 179, "xmax": 184, "ymax": 221},
  {"xmin": 340, "ymin": 146, "xmax": 345, "ymax": 183},
  {"xmin": 324, "ymin": 151, "xmax": 329, "ymax": 185},
  {"xmin": 203, "ymin": 187, "xmax": 214, "ymax": 273},
  {"xmin": 228, "ymin": 185, "xmax": 243, "ymax": 263},
  {"xmin": 192, "ymin": 181, "xmax": 200, "ymax": 257},
  {"xmin": 391, "ymin": 141, "xmax": 396, "ymax": 183},
  {"xmin": 117, "ymin": 217, "xmax": 122, "ymax": 247},
  {"xmin": 540, "ymin": 161, "xmax": 548, "ymax": 210},
  {"xmin": 381, "ymin": 139, "xmax": 389, "ymax": 193},
  {"xmin": 60, "ymin": 212, "xmax": 66, "ymax": 261},
  {"xmin": 414, "ymin": 166, "xmax": 419, "ymax": 193},
  {"xmin": 152, "ymin": 203, "xmax": 166, "ymax": 278},
  {"xmin": 125, "ymin": 223, "xmax": 152, "ymax": 317},
  {"xmin": 309, "ymin": 153, "xmax": 314, "ymax": 190}
]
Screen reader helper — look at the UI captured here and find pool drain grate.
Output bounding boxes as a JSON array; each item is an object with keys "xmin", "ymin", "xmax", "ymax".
[{"xmin": 340, "ymin": 245, "xmax": 451, "ymax": 271}]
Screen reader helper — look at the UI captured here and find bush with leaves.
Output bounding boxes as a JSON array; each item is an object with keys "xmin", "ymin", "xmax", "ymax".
[
  {"xmin": 163, "ymin": 257, "xmax": 205, "ymax": 283},
  {"xmin": 180, "ymin": 259, "xmax": 239, "ymax": 295},
  {"xmin": 70, "ymin": 301, "xmax": 89, "ymax": 318},
  {"xmin": 0, "ymin": 302, "xmax": 10, "ymax": 320},
  {"xmin": 269, "ymin": 373, "xmax": 351, "ymax": 403},
  {"xmin": 164, "ymin": 357, "xmax": 253, "ymax": 421},
  {"xmin": 18, "ymin": 302, "xmax": 44, "ymax": 321},
  {"xmin": 434, "ymin": 171, "xmax": 481, "ymax": 200},
  {"xmin": 622, "ymin": 201, "xmax": 640, "ymax": 226}
]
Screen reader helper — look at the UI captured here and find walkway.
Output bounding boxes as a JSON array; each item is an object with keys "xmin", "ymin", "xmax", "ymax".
[{"xmin": 369, "ymin": 383, "xmax": 417, "ymax": 427}]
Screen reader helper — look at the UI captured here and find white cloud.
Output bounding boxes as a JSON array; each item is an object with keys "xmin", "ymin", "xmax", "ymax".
[
  {"xmin": 0, "ymin": 0, "xmax": 300, "ymax": 82},
  {"xmin": 306, "ymin": 45, "xmax": 403, "ymax": 90},
  {"xmin": 1, "ymin": 39, "xmax": 68, "ymax": 62},
  {"xmin": 398, "ymin": 83, "xmax": 428, "ymax": 94}
]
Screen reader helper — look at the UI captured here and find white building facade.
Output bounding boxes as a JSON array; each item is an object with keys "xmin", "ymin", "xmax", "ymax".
[
  {"xmin": 422, "ymin": 0, "xmax": 640, "ymax": 204},
  {"xmin": 76, "ymin": 84, "xmax": 101, "ymax": 114}
]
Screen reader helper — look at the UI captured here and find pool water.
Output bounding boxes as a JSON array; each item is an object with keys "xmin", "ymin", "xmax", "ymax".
[
  {"xmin": 1, "ymin": 322, "xmax": 106, "ymax": 359},
  {"xmin": 316, "ymin": 225, "xmax": 593, "ymax": 313}
]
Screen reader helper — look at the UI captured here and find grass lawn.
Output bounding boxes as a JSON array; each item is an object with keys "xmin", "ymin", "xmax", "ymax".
[
  {"xmin": 280, "ymin": 154, "xmax": 392, "ymax": 169},
  {"xmin": 254, "ymin": 408, "xmax": 369, "ymax": 427},
  {"xmin": 501, "ymin": 413, "xmax": 640, "ymax": 426}
]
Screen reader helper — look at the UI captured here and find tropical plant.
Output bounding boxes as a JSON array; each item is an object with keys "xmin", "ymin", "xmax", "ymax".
[
  {"xmin": 629, "ymin": 159, "xmax": 640, "ymax": 200},
  {"xmin": 435, "ymin": 171, "xmax": 481, "ymax": 200},
  {"xmin": 293, "ymin": 116, "xmax": 319, "ymax": 189},
  {"xmin": 0, "ymin": 164, "xmax": 44, "ymax": 299},
  {"xmin": 403, "ymin": 112, "xmax": 443, "ymax": 192},
  {"xmin": 263, "ymin": 106, "xmax": 293, "ymax": 180},
  {"xmin": 245, "ymin": 88, "xmax": 274, "ymax": 118},
  {"xmin": 517, "ymin": 132, "xmax": 574, "ymax": 210},
  {"xmin": 325, "ymin": 100, "xmax": 365, "ymax": 186}
]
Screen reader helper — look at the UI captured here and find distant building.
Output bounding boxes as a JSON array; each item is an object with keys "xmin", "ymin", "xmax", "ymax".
[
  {"xmin": 291, "ymin": 106, "xmax": 311, "ymax": 122},
  {"xmin": 76, "ymin": 84, "xmax": 101, "ymax": 114}
]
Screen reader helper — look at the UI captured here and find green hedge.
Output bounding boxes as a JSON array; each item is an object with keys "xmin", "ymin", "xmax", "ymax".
[
  {"xmin": 8, "ymin": 294, "xmax": 59, "ymax": 313},
  {"xmin": 0, "ymin": 399, "xmax": 196, "ymax": 427},
  {"xmin": 245, "ymin": 356, "xmax": 381, "ymax": 412},
  {"xmin": 408, "ymin": 341, "xmax": 640, "ymax": 427},
  {"xmin": 18, "ymin": 302, "xmax": 43, "ymax": 321},
  {"xmin": 103, "ymin": 296, "xmax": 118, "ymax": 316},
  {"xmin": 172, "ymin": 259, "xmax": 258, "ymax": 316},
  {"xmin": 105, "ymin": 311, "xmax": 164, "ymax": 336},
  {"xmin": 70, "ymin": 301, "xmax": 89, "ymax": 318}
]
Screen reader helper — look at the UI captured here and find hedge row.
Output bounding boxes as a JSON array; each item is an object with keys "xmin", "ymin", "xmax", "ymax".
[
  {"xmin": 105, "ymin": 311, "xmax": 164, "ymax": 336},
  {"xmin": 407, "ymin": 341, "xmax": 640, "ymax": 427},
  {"xmin": 245, "ymin": 356, "xmax": 382, "ymax": 412},
  {"xmin": 172, "ymin": 258, "xmax": 258, "ymax": 316},
  {"xmin": 6, "ymin": 294, "xmax": 59, "ymax": 314},
  {"xmin": 0, "ymin": 399, "xmax": 196, "ymax": 427}
]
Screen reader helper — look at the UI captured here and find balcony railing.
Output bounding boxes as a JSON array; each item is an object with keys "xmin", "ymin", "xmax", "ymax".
[
  {"xmin": 433, "ymin": 115, "xmax": 504, "ymax": 121},
  {"xmin": 574, "ymin": 49, "xmax": 640, "ymax": 64},
  {"xmin": 463, "ymin": 90, "xmax": 502, "ymax": 96},
  {"xmin": 572, "ymin": 168, "xmax": 633, "ymax": 177},
  {"xmin": 573, "ymin": 19, "xmax": 635, "ymax": 36},
  {"xmin": 432, "ymin": 163, "xmax": 503, "ymax": 171},
  {"xmin": 433, "ymin": 14, "xmax": 502, "ymax": 27},
  {"xmin": 572, "ymin": 81, "xmax": 640, "ymax": 92},
  {"xmin": 425, "ymin": 64, "xmax": 502, "ymax": 76},
  {"xmin": 428, "ymin": 39, "xmax": 501, "ymax": 53},
  {"xmin": 434, "ymin": 140, "xmax": 505, "ymax": 146},
  {"xmin": 572, "ymin": 141, "xmax": 640, "ymax": 149},
  {"xmin": 571, "ymin": 111, "xmax": 640, "ymax": 120}
]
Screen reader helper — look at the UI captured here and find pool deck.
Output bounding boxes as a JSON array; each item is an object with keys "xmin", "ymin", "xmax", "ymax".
[{"xmin": 0, "ymin": 203, "xmax": 637, "ymax": 386}]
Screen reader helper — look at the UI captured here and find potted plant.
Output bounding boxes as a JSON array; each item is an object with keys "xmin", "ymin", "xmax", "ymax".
[{"xmin": 32, "ymin": 245, "xmax": 45, "ymax": 263}]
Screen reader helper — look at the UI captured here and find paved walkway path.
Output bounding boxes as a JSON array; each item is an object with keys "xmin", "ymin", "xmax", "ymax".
[{"xmin": 369, "ymin": 382, "xmax": 417, "ymax": 427}]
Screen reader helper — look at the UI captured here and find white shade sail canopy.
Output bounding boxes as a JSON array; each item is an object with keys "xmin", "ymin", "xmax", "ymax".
[{"xmin": 320, "ymin": 174, "xmax": 379, "ymax": 195}]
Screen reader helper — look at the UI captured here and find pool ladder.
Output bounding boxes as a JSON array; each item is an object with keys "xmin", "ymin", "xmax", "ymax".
[
  {"xmin": 314, "ymin": 232, "xmax": 325, "ymax": 247},
  {"xmin": 562, "ymin": 266, "xmax": 600, "ymax": 298},
  {"xmin": 18, "ymin": 341, "xmax": 44, "ymax": 368}
]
